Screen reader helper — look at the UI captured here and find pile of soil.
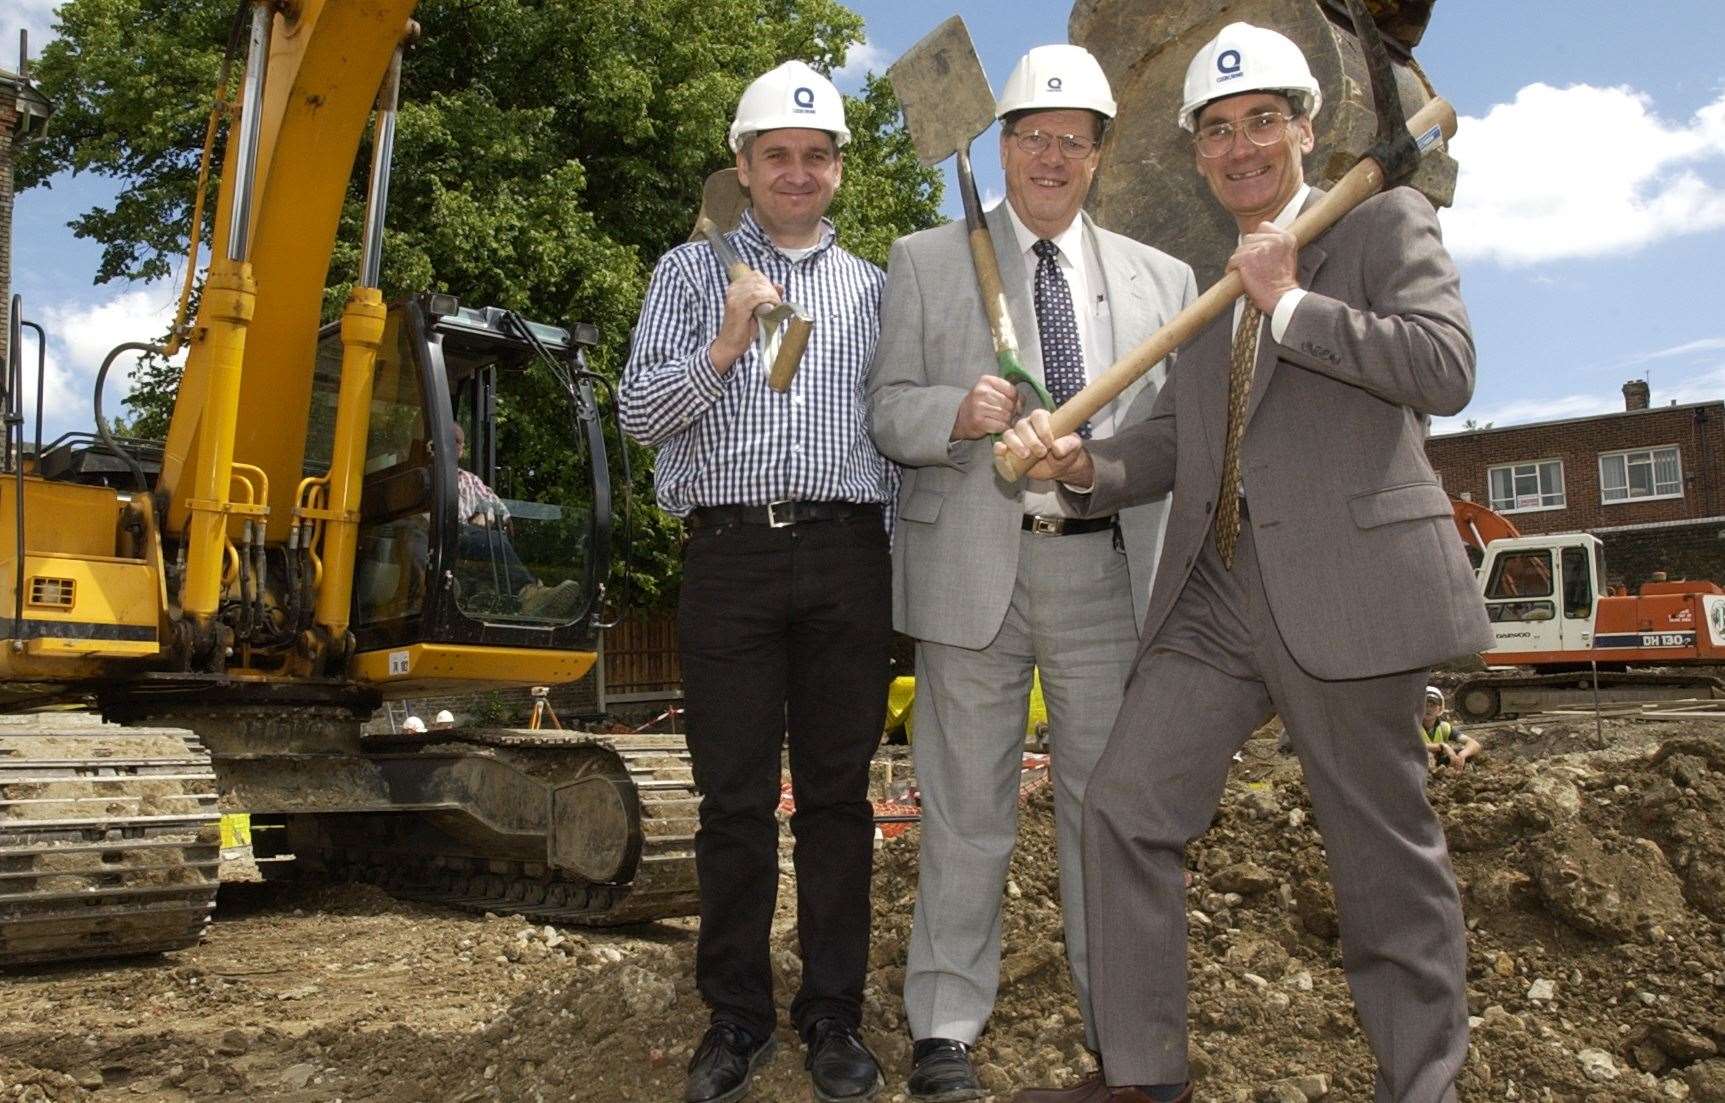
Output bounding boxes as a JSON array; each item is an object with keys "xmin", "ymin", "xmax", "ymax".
[{"xmin": 2, "ymin": 718, "xmax": 1722, "ymax": 1101}]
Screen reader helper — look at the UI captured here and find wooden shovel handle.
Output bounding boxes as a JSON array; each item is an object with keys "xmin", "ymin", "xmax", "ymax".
[
  {"xmin": 992, "ymin": 96, "xmax": 1458, "ymax": 483},
  {"xmin": 768, "ymin": 315, "xmax": 814, "ymax": 392},
  {"xmin": 957, "ymin": 148, "xmax": 1020, "ymax": 356}
]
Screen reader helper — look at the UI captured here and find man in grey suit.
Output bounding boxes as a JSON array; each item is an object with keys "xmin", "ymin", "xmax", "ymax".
[
  {"xmin": 867, "ymin": 43, "xmax": 1196, "ymax": 1102},
  {"xmin": 999, "ymin": 23, "xmax": 1492, "ymax": 1103}
]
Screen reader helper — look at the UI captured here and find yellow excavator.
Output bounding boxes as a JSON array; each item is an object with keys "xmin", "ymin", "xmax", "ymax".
[{"xmin": 0, "ymin": 0, "xmax": 697, "ymax": 965}]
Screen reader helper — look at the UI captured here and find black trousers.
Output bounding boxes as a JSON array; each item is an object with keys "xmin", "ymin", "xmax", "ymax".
[{"xmin": 677, "ymin": 512, "xmax": 891, "ymax": 1041}]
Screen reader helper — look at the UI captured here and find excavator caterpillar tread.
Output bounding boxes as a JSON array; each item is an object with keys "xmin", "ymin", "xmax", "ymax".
[
  {"xmin": 258, "ymin": 728, "xmax": 700, "ymax": 927},
  {"xmin": 0, "ymin": 719, "xmax": 221, "ymax": 967},
  {"xmin": 1454, "ymin": 669, "xmax": 1725, "ymax": 722}
]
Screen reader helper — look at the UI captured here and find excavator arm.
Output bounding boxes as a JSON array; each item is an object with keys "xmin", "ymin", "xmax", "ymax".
[{"xmin": 155, "ymin": 0, "xmax": 416, "ymax": 666}]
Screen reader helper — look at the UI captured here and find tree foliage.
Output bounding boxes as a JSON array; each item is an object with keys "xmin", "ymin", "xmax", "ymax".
[{"xmin": 20, "ymin": 0, "xmax": 943, "ymax": 607}]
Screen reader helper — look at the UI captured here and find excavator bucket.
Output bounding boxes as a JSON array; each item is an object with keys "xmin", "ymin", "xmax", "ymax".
[{"xmin": 1071, "ymin": 0, "xmax": 1453, "ymax": 287}]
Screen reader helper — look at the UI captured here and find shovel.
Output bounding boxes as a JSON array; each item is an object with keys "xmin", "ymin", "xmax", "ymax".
[
  {"xmin": 887, "ymin": 16, "xmax": 1054, "ymax": 421},
  {"xmin": 688, "ymin": 167, "xmax": 813, "ymax": 392}
]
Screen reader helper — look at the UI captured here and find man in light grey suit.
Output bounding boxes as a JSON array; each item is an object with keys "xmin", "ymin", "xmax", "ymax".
[
  {"xmin": 1000, "ymin": 23, "xmax": 1492, "ymax": 1103},
  {"xmin": 867, "ymin": 43, "xmax": 1196, "ymax": 1102}
]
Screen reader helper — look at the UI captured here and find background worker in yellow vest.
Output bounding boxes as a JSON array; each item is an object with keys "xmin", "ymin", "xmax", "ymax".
[{"xmin": 1422, "ymin": 686, "xmax": 1480, "ymax": 773}]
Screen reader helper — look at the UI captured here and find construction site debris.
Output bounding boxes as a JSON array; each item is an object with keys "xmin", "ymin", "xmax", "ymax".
[{"xmin": 0, "ymin": 717, "xmax": 1720, "ymax": 1100}]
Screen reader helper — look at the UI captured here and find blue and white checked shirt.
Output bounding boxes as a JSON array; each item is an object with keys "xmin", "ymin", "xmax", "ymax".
[{"xmin": 621, "ymin": 210, "xmax": 897, "ymax": 526}]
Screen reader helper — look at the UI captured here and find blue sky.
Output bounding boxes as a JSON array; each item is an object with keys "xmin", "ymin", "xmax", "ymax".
[{"xmin": 8, "ymin": 0, "xmax": 1725, "ymax": 438}]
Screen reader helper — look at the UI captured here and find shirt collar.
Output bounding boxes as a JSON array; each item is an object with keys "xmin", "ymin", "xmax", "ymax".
[
  {"xmin": 1237, "ymin": 183, "xmax": 1312, "ymax": 243},
  {"xmin": 738, "ymin": 207, "xmax": 837, "ymax": 261},
  {"xmin": 1003, "ymin": 200, "xmax": 1085, "ymax": 268}
]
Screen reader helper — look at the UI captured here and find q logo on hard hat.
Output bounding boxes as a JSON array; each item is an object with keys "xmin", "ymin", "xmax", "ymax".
[
  {"xmin": 793, "ymin": 86, "xmax": 816, "ymax": 111},
  {"xmin": 1217, "ymin": 49, "xmax": 1243, "ymax": 81},
  {"xmin": 1047, "ymin": 76, "xmax": 1063, "ymax": 91}
]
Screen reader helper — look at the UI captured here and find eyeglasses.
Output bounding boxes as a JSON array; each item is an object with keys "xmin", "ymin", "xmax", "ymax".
[
  {"xmin": 1194, "ymin": 111, "xmax": 1297, "ymax": 158},
  {"xmin": 1008, "ymin": 128, "xmax": 1100, "ymax": 159}
]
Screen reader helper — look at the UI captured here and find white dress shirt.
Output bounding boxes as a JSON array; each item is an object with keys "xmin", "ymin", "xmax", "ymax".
[{"xmin": 1001, "ymin": 201, "xmax": 1124, "ymax": 518}]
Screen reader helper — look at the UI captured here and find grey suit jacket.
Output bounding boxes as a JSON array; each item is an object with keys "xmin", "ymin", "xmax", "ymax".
[
  {"xmin": 868, "ymin": 205, "xmax": 1198, "ymax": 649},
  {"xmin": 1067, "ymin": 186, "xmax": 1493, "ymax": 680}
]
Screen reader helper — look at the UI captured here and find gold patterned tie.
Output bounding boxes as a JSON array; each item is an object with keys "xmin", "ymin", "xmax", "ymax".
[{"xmin": 1214, "ymin": 301, "xmax": 1263, "ymax": 569}]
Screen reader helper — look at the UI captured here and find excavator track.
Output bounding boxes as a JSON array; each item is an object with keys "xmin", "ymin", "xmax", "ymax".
[
  {"xmin": 0, "ymin": 716, "xmax": 221, "ymax": 967},
  {"xmin": 1453, "ymin": 669, "xmax": 1725, "ymax": 722},
  {"xmin": 252, "ymin": 729, "xmax": 700, "ymax": 926}
]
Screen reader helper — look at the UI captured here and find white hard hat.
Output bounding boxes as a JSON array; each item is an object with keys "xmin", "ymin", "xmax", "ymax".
[
  {"xmin": 435, "ymin": 709, "xmax": 455, "ymax": 724},
  {"xmin": 1178, "ymin": 22, "xmax": 1323, "ymax": 132},
  {"xmin": 1424, "ymin": 685, "xmax": 1445, "ymax": 703},
  {"xmin": 996, "ymin": 44, "xmax": 1116, "ymax": 120},
  {"xmin": 402, "ymin": 715, "xmax": 426, "ymax": 733},
  {"xmin": 729, "ymin": 60, "xmax": 851, "ymax": 152}
]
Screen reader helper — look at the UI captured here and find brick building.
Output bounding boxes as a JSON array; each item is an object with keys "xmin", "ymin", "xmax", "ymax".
[
  {"xmin": 1426, "ymin": 382, "xmax": 1725, "ymax": 589},
  {"xmin": 1, "ymin": 47, "xmax": 56, "ymax": 374}
]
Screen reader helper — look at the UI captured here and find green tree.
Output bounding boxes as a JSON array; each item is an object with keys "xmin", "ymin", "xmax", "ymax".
[{"xmin": 19, "ymin": 0, "xmax": 942, "ymax": 607}]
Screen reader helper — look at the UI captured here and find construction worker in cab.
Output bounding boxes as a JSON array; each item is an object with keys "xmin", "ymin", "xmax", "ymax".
[
  {"xmin": 999, "ymin": 22, "xmax": 1488, "ymax": 1103},
  {"xmin": 619, "ymin": 60, "xmax": 893, "ymax": 1103},
  {"xmin": 868, "ymin": 44, "xmax": 1194, "ymax": 1103},
  {"xmin": 1422, "ymin": 686, "xmax": 1480, "ymax": 772}
]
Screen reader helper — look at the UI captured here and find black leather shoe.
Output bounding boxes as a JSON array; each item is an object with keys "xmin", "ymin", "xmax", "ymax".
[
  {"xmin": 804, "ymin": 1018, "xmax": 884, "ymax": 1102},
  {"xmin": 907, "ymin": 1037, "xmax": 984, "ymax": 1102},
  {"xmin": 685, "ymin": 1022, "xmax": 775, "ymax": 1103}
]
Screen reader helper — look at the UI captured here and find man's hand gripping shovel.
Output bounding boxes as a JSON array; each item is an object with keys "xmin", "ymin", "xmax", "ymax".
[
  {"xmin": 988, "ymin": 0, "xmax": 1458, "ymax": 481},
  {"xmin": 887, "ymin": 15, "xmax": 1055, "ymax": 434},
  {"xmin": 689, "ymin": 168, "xmax": 813, "ymax": 392}
]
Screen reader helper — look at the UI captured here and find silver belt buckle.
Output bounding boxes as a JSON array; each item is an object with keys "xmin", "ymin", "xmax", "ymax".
[
  {"xmin": 1029, "ymin": 515, "xmax": 1063, "ymax": 536},
  {"xmin": 767, "ymin": 500, "xmax": 795, "ymax": 528}
]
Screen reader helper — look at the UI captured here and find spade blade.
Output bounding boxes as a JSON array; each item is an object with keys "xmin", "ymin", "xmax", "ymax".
[{"xmin": 886, "ymin": 15, "xmax": 998, "ymax": 167}]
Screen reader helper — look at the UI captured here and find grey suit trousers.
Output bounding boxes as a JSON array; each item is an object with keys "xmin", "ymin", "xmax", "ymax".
[
  {"xmin": 906, "ymin": 526, "xmax": 1138, "ymax": 1045},
  {"xmin": 1083, "ymin": 522, "xmax": 1467, "ymax": 1101}
]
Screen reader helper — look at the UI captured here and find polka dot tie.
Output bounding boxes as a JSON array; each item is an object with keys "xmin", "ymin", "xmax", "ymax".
[{"xmin": 1032, "ymin": 239, "xmax": 1091, "ymax": 439}]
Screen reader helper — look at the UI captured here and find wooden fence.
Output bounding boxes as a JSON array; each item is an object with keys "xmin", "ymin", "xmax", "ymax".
[{"xmin": 601, "ymin": 612, "xmax": 682, "ymax": 700}]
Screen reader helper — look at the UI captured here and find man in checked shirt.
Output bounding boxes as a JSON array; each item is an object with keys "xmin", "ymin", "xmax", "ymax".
[{"xmin": 620, "ymin": 60, "xmax": 894, "ymax": 1103}]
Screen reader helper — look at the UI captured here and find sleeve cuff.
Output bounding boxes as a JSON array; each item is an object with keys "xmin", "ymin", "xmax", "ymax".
[
  {"xmin": 694, "ymin": 342, "xmax": 732, "ymax": 398},
  {"xmin": 1269, "ymin": 287, "xmax": 1308, "ymax": 343}
]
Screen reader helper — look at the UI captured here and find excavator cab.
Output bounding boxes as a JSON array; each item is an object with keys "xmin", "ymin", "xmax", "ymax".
[{"xmin": 307, "ymin": 295, "xmax": 611, "ymax": 681}]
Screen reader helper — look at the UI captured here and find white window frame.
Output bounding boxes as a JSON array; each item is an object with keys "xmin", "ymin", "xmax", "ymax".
[
  {"xmin": 1486, "ymin": 458, "xmax": 1567, "ymax": 514},
  {"xmin": 1599, "ymin": 445, "xmax": 1683, "ymax": 505}
]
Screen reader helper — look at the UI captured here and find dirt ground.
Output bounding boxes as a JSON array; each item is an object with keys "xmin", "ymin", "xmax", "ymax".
[{"xmin": 3, "ymin": 715, "xmax": 1724, "ymax": 1102}]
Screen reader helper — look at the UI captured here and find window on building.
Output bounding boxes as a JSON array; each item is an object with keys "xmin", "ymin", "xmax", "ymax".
[
  {"xmin": 1599, "ymin": 446, "xmax": 1682, "ymax": 503},
  {"xmin": 1487, "ymin": 460, "xmax": 1565, "ymax": 513}
]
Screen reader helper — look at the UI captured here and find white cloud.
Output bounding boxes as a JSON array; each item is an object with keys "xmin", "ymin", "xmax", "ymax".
[
  {"xmin": 833, "ymin": 40, "xmax": 890, "ymax": 91},
  {"xmin": 1621, "ymin": 336, "xmax": 1725, "ymax": 365},
  {"xmin": 26, "ymin": 283, "xmax": 183, "ymax": 441},
  {"xmin": 1444, "ymin": 83, "xmax": 1725, "ymax": 266},
  {"xmin": 1434, "ymin": 355, "xmax": 1725, "ymax": 435},
  {"xmin": 1656, "ymin": 359, "xmax": 1725, "ymax": 407},
  {"xmin": 1432, "ymin": 393, "xmax": 1619, "ymax": 435},
  {"xmin": 0, "ymin": 0, "xmax": 61, "ymax": 62}
]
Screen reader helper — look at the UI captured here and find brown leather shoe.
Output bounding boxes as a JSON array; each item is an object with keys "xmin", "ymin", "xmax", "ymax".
[
  {"xmin": 1105, "ymin": 1088, "xmax": 1191, "ymax": 1103},
  {"xmin": 1011, "ymin": 1072, "xmax": 1108, "ymax": 1102},
  {"xmin": 1013, "ymin": 1075, "xmax": 1192, "ymax": 1103}
]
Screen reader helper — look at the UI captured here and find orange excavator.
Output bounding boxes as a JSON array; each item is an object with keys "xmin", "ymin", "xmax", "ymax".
[{"xmin": 1446, "ymin": 497, "xmax": 1725, "ymax": 721}]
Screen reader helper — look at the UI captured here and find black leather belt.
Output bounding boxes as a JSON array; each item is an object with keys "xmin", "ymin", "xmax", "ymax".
[
  {"xmin": 687, "ymin": 500, "xmax": 882, "ymax": 529},
  {"xmin": 1022, "ymin": 514, "xmax": 1117, "ymax": 536}
]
